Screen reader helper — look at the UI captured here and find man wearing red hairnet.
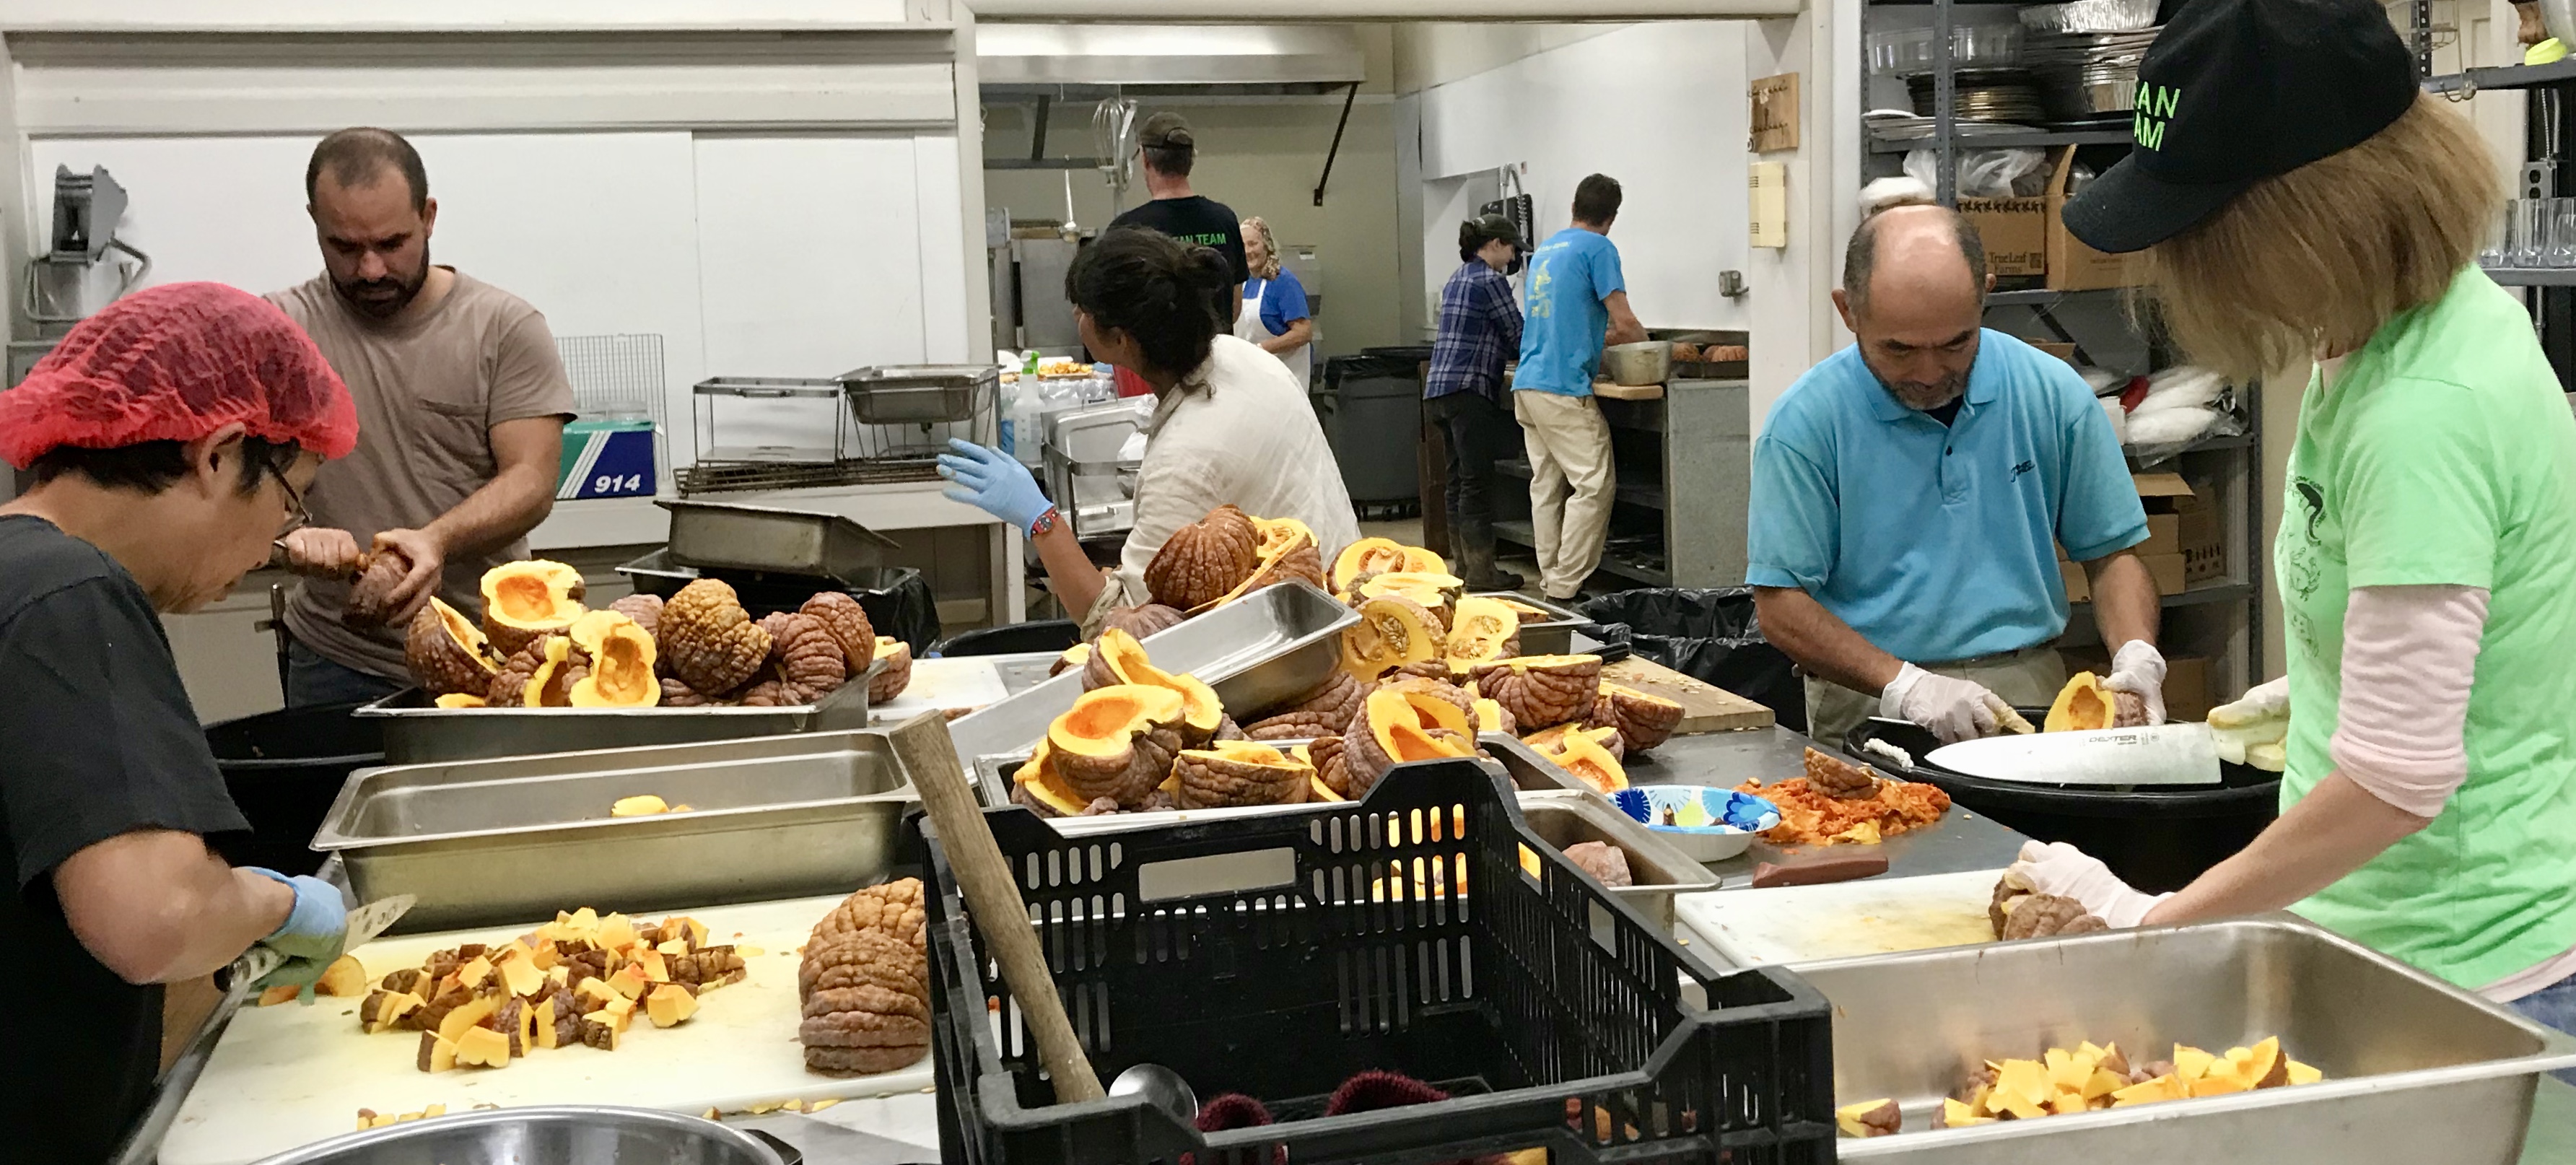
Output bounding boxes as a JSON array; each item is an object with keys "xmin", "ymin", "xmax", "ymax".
[
  {"xmin": 0, "ymin": 283, "xmax": 357, "ymax": 1162},
  {"xmin": 266, "ymin": 128, "xmax": 574, "ymax": 706}
]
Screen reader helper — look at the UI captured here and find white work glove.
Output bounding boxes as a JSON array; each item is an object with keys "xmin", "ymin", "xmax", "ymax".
[
  {"xmin": 2003, "ymin": 840, "xmax": 2169, "ymax": 928},
  {"xmin": 2100, "ymin": 639, "xmax": 2168, "ymax": 726},
  {"xmin": 2208, "ymin": 676, "xmax": 2290, "ymax": 772},
  {"xmin": 1881, "ymin": 663, "xmax": 2018, "ymax": 745}
]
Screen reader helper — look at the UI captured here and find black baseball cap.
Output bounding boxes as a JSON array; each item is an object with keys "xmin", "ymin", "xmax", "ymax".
[
  {"xmin": 2061, "ymin": 0, "xmax": 2418, "ymax": 254},
  {"xmin": 1462, "ymin": 212, "xmax": 1523, "ymax": 251}
]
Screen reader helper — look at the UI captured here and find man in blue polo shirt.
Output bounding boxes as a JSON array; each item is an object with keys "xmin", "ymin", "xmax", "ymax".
[
  {"xmin": 1515, "ymin": 174, "xmax": 1648, "ymax": 601},
  {"xmin": 1748, "ymin": 204, "xmax": 2167, "ymax": 747}
]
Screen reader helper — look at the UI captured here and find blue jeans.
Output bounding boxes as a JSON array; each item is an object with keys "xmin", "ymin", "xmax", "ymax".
[
  {"xmin": 2510, "ymin": 972, "xmax": 2576, "ymax": 1086},
  {"xmin": 286, "ymin": 639, "xmax": 408, "ymax": 710}
]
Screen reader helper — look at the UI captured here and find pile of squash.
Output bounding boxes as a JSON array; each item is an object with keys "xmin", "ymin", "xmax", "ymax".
[{"xmin": 403, "ymin": 561, "xmax": 913, "ymax": 710}]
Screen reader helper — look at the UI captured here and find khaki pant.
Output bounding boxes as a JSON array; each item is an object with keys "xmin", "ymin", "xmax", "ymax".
[
  {"xmin": 1514, "ymin": 389, "xmax": 1615, "ymax": 600},
  {"xmin": 1803, "ymin": 646, "xmax": 2069, "ymax": 754}
]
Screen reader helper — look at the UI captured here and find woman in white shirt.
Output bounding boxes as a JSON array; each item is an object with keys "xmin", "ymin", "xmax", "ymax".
[
  {"xmin": 940, "ymin": 227, "xmax": 1359, "ymax": 634},
  {"xmin": 1236, "ymin": 216, "xmax": 1314, "ymax": 386}
]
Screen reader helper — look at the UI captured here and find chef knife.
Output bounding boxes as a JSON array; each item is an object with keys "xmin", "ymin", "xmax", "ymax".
[{"xmin": 1926, "ymin": 723, "xmax": 2223, "ymax": 786}]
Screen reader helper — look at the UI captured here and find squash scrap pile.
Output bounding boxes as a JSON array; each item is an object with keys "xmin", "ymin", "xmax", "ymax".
[
  {"xmin": 401, "ymin": 560, "xmax": 913, "ymax": 709},
  {"xmin": 336, "ymin": 907, "xmax": 746, "ymax": 1073},
  {"xmin": 1732, "ymin": 749, "xmax": 1952, "ymax": 846},
  {"xmin": 798, "ymin": 879, "xmax": 931, "ymax": 1075},
  {"xmin": 1840, "ymin": 1037, "xmax": 2323, "ymax": 1137}
]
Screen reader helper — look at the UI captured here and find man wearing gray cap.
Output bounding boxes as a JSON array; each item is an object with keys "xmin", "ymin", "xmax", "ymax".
[{"xmin": 1110, "ymin": 112, "xmax": 1247, "ymax": 323}]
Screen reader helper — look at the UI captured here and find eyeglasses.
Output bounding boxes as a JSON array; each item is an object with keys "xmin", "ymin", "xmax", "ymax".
[{"xmin": 274, "ymin": 467, "xmax": 311, "ymax": 537}]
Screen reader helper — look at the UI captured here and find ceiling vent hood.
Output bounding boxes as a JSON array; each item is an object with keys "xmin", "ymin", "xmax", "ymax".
[{"xmin": 977, "ymin": 24, "xmax": 1365, "ymax": 95}]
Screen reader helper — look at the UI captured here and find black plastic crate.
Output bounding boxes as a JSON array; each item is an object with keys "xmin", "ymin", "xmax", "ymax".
[{"xmin": 920, "ymin": 759, "xmax": 1836, "ymax": 1165}]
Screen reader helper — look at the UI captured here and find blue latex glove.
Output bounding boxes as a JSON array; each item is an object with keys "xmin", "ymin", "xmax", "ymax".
[
  {"xmin": 244, "ymin": 868, "xmax": 349, "ymax": 994},
  {"xmin": 937, "ymin": 437, "xmax": 1053, "ymax": 534}
]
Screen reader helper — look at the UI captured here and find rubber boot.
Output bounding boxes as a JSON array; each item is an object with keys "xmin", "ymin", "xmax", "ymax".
[{"xmin": 1454, "ymin": 517, "xmax": 1523, "ymax": 592}]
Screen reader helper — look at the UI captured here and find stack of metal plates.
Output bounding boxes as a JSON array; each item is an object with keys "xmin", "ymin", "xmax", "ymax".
[{"xmin": 1908, "ymin": 69, "xmax": 2048, "ymax": 123}]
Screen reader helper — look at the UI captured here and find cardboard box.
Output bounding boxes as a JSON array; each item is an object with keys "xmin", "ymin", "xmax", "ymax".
[
  {"xmin": 2060, "ymin": 559, "xmax": 2090, "ymax": 604},
  {"xmin": 2029, "ymin": 341, "xmax": 2080, "ymax": 367},
  {"xmin": 1955, "ymin": 148, "xmax": 2145, "ymax": 289},
  {"xmin": 2043, "ymin": 147, "xmax": 2146, "ymax": 292},
  {"xmin": 2058, "ymin": 512, "xmax": 2179, "ymax": 562},
  {"xmin": 2139, "ymin": 552, "xmax": 2188, "ymax": 595},
  {"xmin": 1960, "ymin": 194, "xmax": 2046, "ymax": 277},
  {"xmin": 555, "ymin": 419, "xmax": 658, "ymax": 500},
  {"xmin": 2177, "ymin": 507, "xmax": 2227, "ymax": 585}
]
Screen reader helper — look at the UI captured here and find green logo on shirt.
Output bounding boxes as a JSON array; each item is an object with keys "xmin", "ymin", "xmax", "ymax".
[{"xmin": 2132, "ymin": 82, "xmax": 2180, "ymax": 150}]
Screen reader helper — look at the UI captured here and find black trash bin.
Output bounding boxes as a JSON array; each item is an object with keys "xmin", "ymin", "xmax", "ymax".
[
  {"xmin": 1316, "ymin": 349, "xmax": 1433, "ymax": 505},
  {"xmin": 933, "ymin": 620, "xmax": 1081, "ymax": 658},
  {"xmin": 1578, "ymin": 588, "xmax": 1805, "ymax": 733},
  {"xmin": 1846, "ymin": 715, "xmax": 2279, "ymax": 891},
  {"xmin": 618, "ymin": 550, "xmax": 941, "ymax": 652},
  {"xmin": 204, "ymin": 702, "xmax": 385, "ymax": 876}
]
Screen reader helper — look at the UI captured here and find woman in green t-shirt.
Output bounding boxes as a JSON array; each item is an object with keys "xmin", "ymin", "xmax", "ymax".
[{"xmin": 2009, "ymin": 0, "xmax": 2576, "ymax": 1045}]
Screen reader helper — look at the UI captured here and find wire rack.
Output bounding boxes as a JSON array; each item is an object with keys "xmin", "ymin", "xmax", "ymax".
[
  {"xmin": 678, "ymin": 372, "xmax": 996, "ymax": 497},
  {"xmin": 555, "ymin": 333, "xmax": 670, "ymax": 491}
]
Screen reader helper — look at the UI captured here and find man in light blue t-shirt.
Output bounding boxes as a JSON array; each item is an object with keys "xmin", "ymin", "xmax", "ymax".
[
  {"xmin": 1514, "ymin": 174, "xmax": 1647, "ymax": 600},
  {"xmin": 1746, "ymin": 204, "xmax": 2167, "ymax": 748}
]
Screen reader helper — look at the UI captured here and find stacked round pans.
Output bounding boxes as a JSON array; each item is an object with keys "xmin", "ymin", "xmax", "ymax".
[
  {"xmin": 1907, "ymin": 70, "xmax": 2048, "ymax": 123},
  {"xmin": 2025, "ymin": 28, "xmax": 2162, "ymax": 122}
]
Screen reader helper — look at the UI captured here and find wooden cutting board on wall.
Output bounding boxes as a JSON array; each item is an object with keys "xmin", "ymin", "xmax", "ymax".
[{"xmin": 1600, "ymin": 656, "xmax": 1775, "ymax": 734}]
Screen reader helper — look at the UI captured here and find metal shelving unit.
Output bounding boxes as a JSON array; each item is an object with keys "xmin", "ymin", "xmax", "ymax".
[
  {"xmin": 1879, "ymin": 0, "xmax": 2266, "ymax": 698},
  {"xmin": 2422, "ymin": 16, "xmax": 2576, "ymax": 392}
]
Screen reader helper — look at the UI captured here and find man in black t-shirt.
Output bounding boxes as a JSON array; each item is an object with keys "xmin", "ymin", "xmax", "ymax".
[
  {"xmin": 0, "ymin": 283, "xmax": 358, "ymax": 1163},
  {"xmin": 1109, "ymin": 112, "xmax": 1247, "ymax": 324}
]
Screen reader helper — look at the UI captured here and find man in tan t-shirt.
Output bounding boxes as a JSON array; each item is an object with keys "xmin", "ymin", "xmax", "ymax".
[{"xmin": 269, "ymin": 128, "xmax": 574, "ymax": 706}]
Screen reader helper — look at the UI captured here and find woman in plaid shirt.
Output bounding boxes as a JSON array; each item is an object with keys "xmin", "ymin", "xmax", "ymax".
[{"xmin": 1425, "ymin": 213, "xmax": 1527, "ymax": 590}]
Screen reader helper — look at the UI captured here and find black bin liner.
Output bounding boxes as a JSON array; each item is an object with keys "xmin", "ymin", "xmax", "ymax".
[
  {"xmin": 933, "ymin": 620, "xmax": 1082, "ymax": 658},
  {"xmin": 1578, "ymin": 587, "xmax": 1804, "ymax": 733},
  {"xmin": 619, "ymin": 549, "xmax": 940, "ymax": 653},
  {"xmin": 204, "ymin": 702, "xmax": 384, "ymax": 876}
]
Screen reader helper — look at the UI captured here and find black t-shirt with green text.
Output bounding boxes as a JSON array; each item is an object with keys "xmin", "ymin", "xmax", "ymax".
[
  {"xmin": 1109, "ymin": 195, "xmax": 1251, "ymax": 286},
  {"xmin": 0, "ymin": 515, "xmax": 249, "ymax": 1163}
]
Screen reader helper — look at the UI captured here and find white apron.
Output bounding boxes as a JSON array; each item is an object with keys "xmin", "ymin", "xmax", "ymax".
[{"xmin": 1238, "ymin": 277, "xmax": 1311, "ymax": 388}]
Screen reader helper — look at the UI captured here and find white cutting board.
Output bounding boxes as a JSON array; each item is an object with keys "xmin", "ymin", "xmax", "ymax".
[
  {"xmin": 869, "ymin": 656, "xmax": 1014, "ymax": 725},
  {"xmin": 160, "ymin": 895, "xmax": 935, "ymax": 1165},
  {"xmin": 1675, "ymin": 869, "xmax": 2005, "ymax": 969}
]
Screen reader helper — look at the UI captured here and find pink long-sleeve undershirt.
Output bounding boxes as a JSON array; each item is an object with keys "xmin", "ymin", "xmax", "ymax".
[{"xmin": 2331, "ymin": 584, "xmax": 2487, "ymax": 819}]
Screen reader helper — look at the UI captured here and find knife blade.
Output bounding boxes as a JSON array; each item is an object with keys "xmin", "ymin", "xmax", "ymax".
[{"xmin": 1927, "ymin": 723, "xmax": 2223, "ymax": 786}]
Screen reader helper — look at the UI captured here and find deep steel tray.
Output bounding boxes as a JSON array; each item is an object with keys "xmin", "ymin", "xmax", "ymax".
[
  {"xmin": 1513, "ymin": 789, "xmax": 1721, "ymax": 933},
  {"xmin": 1804, "ymin": 917, "xmax": 2576, "ymax": 1163},
  {"xmin": 313, "ymin": 729, "xmax": 917, "ymax": 932},
  {"xmin": 943, "ymin": 580, "xmax": 1358, "ymax": 776},
  {"xmin": 353, "ymin": 660, "xmax": 879, "ymax": 765},
  {"xmin": 658, "ymin": 498, "xmax": 901, "ymax": 579},
  {"xmin": 836, "ymin": 364, "xmax": 996, "ymax": 424},
  {"xmin": 1475, "ymin": 590, "xmax": 1584, "ymax": 657}
]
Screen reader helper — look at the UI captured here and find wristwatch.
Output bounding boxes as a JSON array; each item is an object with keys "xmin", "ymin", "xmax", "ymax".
[{"xmin": 1029, "ymin": 507, "xmax": 1060, "ymax": 537}]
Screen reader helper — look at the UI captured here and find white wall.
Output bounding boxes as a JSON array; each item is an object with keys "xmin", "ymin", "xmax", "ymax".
[{"xmin": 1415, "ymin": 21, "xmax": 1754, "ymax": 333}]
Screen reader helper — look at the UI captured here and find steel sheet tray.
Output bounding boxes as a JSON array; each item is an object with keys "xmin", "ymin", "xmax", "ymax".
[
  {"xmin": 943, "ymin": 580, "xmax": 1358, "ymax": 776},
  {"xmin": 353, "ymin": 660, "xmax": 878, "ymax": 765},
  {"xmin": 1511, "ymin": 789, "xmax": 1721, "ymax": 933},
  {"xmin": 313, "ymin": 729, "xmax": 917, "ymax": 932},
  {"xmin": 1803, "ymin": 917, "xmax": 2576, "ymax": 1163},
  {"xmin": 658, "ymin": 498, "xmax": 901, "ymax": 579},
  {"xmin": 835, "ymin": 364, "xmax": 997, "ymax": 424},
  {"xmin": 1475, "ymin": 590, "xmax": 1583, "ymax": 657}
]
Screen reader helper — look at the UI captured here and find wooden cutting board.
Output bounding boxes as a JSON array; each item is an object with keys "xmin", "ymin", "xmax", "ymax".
[
  {"xmin": 1591, "ymin": 379, "xmax": 1667, "ymax": 401},
  {"xmin": 1675, "ymin": 868, "xmax": 2004, "ymax": 968},
  {"xmin": 1600, "ymin": 656, "xmax": 1774, "ymax": 734},
  {"xmin": 160, "ymin": 895, "xmax": 934, "ymax": 1165}
]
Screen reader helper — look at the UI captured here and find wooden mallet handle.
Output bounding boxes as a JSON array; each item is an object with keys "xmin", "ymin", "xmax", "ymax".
[{"xmin": 888, "ymin": 710, "xmax": 1106, "ymax": 1104}]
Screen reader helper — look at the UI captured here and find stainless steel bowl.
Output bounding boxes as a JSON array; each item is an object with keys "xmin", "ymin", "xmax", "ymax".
[
  {"xmin": 248, "ymin": 1106, "xmax": 794, "ymax": 1164},
  {"xmin": 1602, "ymin": 341, "xmax": 1674, "ymax": 386}
]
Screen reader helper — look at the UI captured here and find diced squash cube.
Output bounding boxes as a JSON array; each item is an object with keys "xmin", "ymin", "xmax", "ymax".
[
  {"xmin": 636, "ymin": 948, "xmax": 671, "ymax": 982},
  {"xmin": 1938, "ymin": 1098, "xmax": 1994, "ymax": 1128},
  {"xmin": 534, "ymin": 998, "xmax": 561, "ymax": 1050},
  {"xmin": 2287, "ymin": 1060, "xmax": 2323, "ymax": 1086},
  {"xmin": 2044, "ymin": 1091, "xmax": 2089, "ymax": 1117},
  {"xmin": 437, "ymin": 996, "xmax": 500, "ymax": 1043},
  {"xmin": 455, "ymin": 955, "xmax": 494, "ymax": 991},
  {"xmin": 597, "ymin": 913, "xmax": 638, "ymax": 951},
  {"xmin": 497, "ymin": 951, "xmax": 546, "ymax": 999},
  {"xmin": 417, "ymin": 1032, "xmax": 458, "ymax": 1073},
  {"xmin": 645, "ymin": 983, "xmax": 699, "ymax": 1028},
  {"xmin": 453, "ymin": 1026, "xmax": 511, "ymax": 1068},
  {"xmin": 2173, "ymin": 1044, "xmax": 2216, "ymax": 1083},
  {"xmin": 2081, "ymin": 1069, "xmax": 2128, "ymax": 1101},
  {"xmin": 2188, "ymin": 1074, "xmax": 2248, "ymax": 1098},
  {"xmin": 606, "ymin": 964, "xmax": 651, "ymax": 1000}
]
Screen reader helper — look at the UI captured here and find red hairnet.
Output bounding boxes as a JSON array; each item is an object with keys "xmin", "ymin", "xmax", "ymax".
[{"xmin": 0, "ymin": 281, "xmax": 357, "ymax": 469}]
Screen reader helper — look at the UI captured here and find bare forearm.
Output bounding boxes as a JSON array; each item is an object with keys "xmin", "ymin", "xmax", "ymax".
[
  {"xmin": 1753, "ymin": 585, "xmax": 1903, "ymax": 697},
  {"xmin": 425, "ymin": 463, "xmax": 555, "ymax": 560},
  {"xmin": 1261, "ymin": 320, "xmax": 1312, "ymax": 355},
  {"xmin": 1032, "ymin": 523, "xmax": 1106, "ymax": 617},
  {"xmin": 2083, "ymin": 551, "xmax": 2160, "ymax": 650},
  {"xmin": 2141, "ymin": 772, "xmax": 2425, "ymax": 926},
  {"xmin": 56, "ymin": 832, "xmax": 293, "ymax": 984}
]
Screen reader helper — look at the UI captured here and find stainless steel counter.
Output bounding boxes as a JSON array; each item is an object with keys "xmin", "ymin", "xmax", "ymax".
[{"xmin": 1620, "ymin": 726, "xmax": 2030, "ymax": 888}]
